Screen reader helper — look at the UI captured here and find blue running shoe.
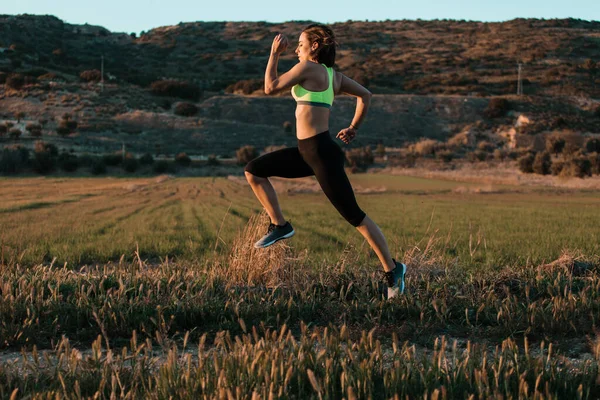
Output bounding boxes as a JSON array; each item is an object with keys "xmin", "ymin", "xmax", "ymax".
[
  {"xmin": 254, "ymin": 221, "xmax": 295, "ymax": 248},
  {"xmin": 385, "ymin": 259, "xmax": 407, "ymax": 299}
]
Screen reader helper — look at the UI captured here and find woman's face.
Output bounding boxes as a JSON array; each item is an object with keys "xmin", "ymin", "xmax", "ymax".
[{"xmin": 295, "ymin": 32, "xmax": 316, "ymax": 62}]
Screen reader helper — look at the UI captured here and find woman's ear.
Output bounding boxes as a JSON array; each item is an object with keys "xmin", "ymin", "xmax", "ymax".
[{"xmin": 311, "ymin": 42, "xmax": 319, "ymax": 51}]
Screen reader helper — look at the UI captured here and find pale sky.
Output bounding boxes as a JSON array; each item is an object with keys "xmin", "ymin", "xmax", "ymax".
[{"xmin": 3, "ymin": 0, "xmax": 599, "ymax": 33}]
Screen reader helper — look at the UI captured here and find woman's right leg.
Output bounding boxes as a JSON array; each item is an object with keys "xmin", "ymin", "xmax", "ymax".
[
  {"xmin": 244, "ymin": 172, "xmax": 286, "ymax": 225},
  {"xmin": 244, "ymin": 147, "xmax": 314, "ymax": 225}
]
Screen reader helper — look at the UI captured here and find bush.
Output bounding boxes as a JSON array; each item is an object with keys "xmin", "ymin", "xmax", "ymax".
[
  {"xmin": 8, "ymin": 128, "xmax": 21, "ymax": 139},
  {"xmin": 545, "ymin": 134, "xmax": 566, "ymax": 155},
  {"xmin": 477, "ymin": 141, "xmax": 496, "ymax": 152},
  {"xmin": 207, "ymin": 154, "xmax": 219, "ymax": 166},
  {"xmin": 32, "ymin": 141, "xmax": 58, "ymax": 174},
  {"xmin": 467, "ymin": 150, "xmax": 488, "ymax": 162},
  {"xmin": 102, "ymin": 153, "xmax": 123, "ymax": 166},
  {"xmin": 585, "ymin": 138, "xmax": 600, "ymax": 153},
  {"xmin": 436, "ymin": 149, "xmax": 454, "ymax": 163},
  {"xmin": 411, "ymin": 139, "xmax": 439, "ymax": 157},
  {"xmin": 90, "ymin": 158, "xmax": 107, "ymax": 175},
  {"xmin": 0, "ymin": 145, "xmax": 29, "ymax": 175},
  {"xmin": 236, "ymin": 145, "xmax": 258, "ymax": 165},
  {"xmin": 517, "ymin": 152, "xmax": 535, "ymax": 173},
  {"xmin": 175, "ymin": 152, "xmax": 192, "ymax": 167},
  {"xmin": 122, "ymin": 156, "xmax": 139, "ymax": 173},
  {"xmin": 551, "ymin": 160, "xmax": 565, "ymax": 176},
  {"xmin": 153, "ymin": 160, "xmax": 169, "ymax": 174},
  {"xmin": 150, "ymin": 80, "xmax": 201, "ymax": 101},
  {"xmin": 79, "ymin": 69, "xmax": 102, "ymax": 83},
  {"xmin": 26, "ymin": 122, "xmax": 42, "ymax": 137},
  {"xmin": 561, "ymin": 155, "xmax": 592, "ymax": 178},
  {"xmin": 493, "ymin": 149, "xmax": 507, "ymax": 161},
  {"xmin": 0, "ymin": 72, "xmax": 6, "ymax": 84},
  {"xmin": 375, "ymin": 144, "xmax": 386, "ymax": 158},
  {"xmin": 224, "ymin": 79, "xmax": 264, "ymax": 95},
  {"xmin": 484, "ymin": 98, "xmax": 509, "ymax": 118},
  {"xmin": 532, "ymin": 151, "xmax": 551, "ymax": 175},
  {"xmin": 562, "ymin": 131, "xmax": 584, "ymax": 154},
  {"xmin": 6, "ymin": 74, "xmax": 25, "ymax": 90},
  {"xmin": 139, "ymin": 153, "xmax": 154, "ymax": 165},
  {"xmin": 345, "ymin": 147, "xmax": 374, "ymax": 171},
  {"xmin": 174, "ymin": 102, "xmax": 198, "ymax": 117},
  {"xmin": 0, "ymin": 124, "xmax": 7, "ymax": 136},
  {"xmin": 588, "ymin": 153, "xmax": 600, "ymax": 175},
  {"xmin": 58, "ymin": 151, "xmax": 79, "ymax": 172}
]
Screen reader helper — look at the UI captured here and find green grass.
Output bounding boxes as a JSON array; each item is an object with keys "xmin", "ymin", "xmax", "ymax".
[{"xmin": 0, "ymin": 175, "xmax": 598, "ymax": 268}]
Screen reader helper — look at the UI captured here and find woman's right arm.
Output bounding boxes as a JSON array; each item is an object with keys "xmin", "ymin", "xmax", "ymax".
[{"xmin": 264, "ymin": 34, "xmax": 308, "ymax": 95}]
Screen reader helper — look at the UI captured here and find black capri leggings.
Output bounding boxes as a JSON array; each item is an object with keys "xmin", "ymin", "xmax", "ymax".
[{"xmin": 244, "ymin": 131, "xmax": 366, "ymax": 227}]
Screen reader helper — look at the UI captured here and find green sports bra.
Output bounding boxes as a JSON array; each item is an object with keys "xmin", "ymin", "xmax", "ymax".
[{"xmin": 291, "ymin": 64, "xmax": 334, "ymax": 108}]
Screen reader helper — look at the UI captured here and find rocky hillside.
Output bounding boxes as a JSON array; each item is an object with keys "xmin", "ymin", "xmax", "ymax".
[
  {"xmin": 0, "ymin": 15, "xmax": 599, "ymax": 159},
  {"xmin": 1, "ymin": 15, "xmax": 599, "ymax": 96}
]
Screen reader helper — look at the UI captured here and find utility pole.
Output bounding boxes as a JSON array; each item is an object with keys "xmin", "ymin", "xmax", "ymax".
[
  {"xmin": 517, "ymin": 63, "xmax": 523, "ymax": 96},
  {"xmin": 101, "ymin": 55, "xmax": 105, "ymax": 92}
]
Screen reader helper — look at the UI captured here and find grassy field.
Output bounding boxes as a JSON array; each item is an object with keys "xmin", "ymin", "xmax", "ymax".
[
  {"xmin": 1, "ymin": 174, "xmax": 600, "ymax": 398},
  {"xmin": 0, "ymin": 174, "xmax": 598, "ymax": 268}
]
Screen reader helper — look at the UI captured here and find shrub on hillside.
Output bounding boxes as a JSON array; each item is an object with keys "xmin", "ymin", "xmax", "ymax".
[
  {"xmin": 493, "ymin": 149, "xmax": 508, "ymax": 161},
  {"xmin": 153, "ymin": 160, "xmax": 169, "ymax": 174},
  {"xmin": 32, "ymin": 141, "xmax": 58, "ymax": 174},
  {"xmin": 345, "ymin": 147, "xmax": 374, "ymax": 171},
  {"xmin": 561, "ymin": 154, "xmax": 592, "ymax": 178},
  {"xmin": 588, "ymin": 153, "xmax": 600, "ymax": 175},
  {"xmin": 561, "ymin": 131, "xmax": 584, "ymax": 155},
  {"xmin": 545, "ymin": 134, "xmax": 566, "ymax": 155},
  {"xmin": 175, "ymin": 152, "xmax": 192, "ymax": 167},
  {"xmin": 236, "ymin": 145, "xmax": 258, "ymax": 165},
  {"xmin": 8, "ymin": 128, "xmax": 21, "ymax": 140},
  {"xmin": 207, "ymin": 154, "xmax": 219, "ymax": 166},
  {"xmin": 0, "ymin": 72, "xmax": 6, "ymax": 84},
  {"xmin": 102, "ymin": 153, "xmax": 123, "ymax": 166},
  {"xmin": 26, "ymin": 122, "xmax": 42, "ymax": 137},
  {"xmin": 477, "ymin": 141, "xmax": 496, "ymax": 152},
  {"xmin": 375, "ymin": 144, "xmax": 386, "ymax": 158},
  {"xmin": 0, "ymin": 145, "xmax": 29, "ymax": 175},
  {"xmin": 436, "ymin": 149, "xmax": 454, "ymax": 163},
  {"xmin": 550, "ymin": 160, "xmax": 565, "ymax": 176},
  {"xmin": 6, "ymin": 74, "xmax": 25, "ymax": 90},
  {"xmin": 0, "ymin": 124, "xmax": 6, "ymax": 136},
  {"xmin": 79, "ymin": 69, "xmax": 102, "ymax": 83},
  {"xmin": 467, "ymin": 150, "xmax": 488, "ymax": 162},
  {"xmin": 518, "ymin": 152, "xmax": 535, "ymax": 173},
  {"xmin": 532, "ymin": 151, "xmax": 551, "ymax": 175},
  {"xmin": 90, "ymin": 158, "xmax": 107, "ymax": 175},
  {"xmin": 58, "ymin": 151, "xmax": 79, "ymax": 172},
  {"xmin": 411, "ymin": 139, "xmax": 439, "ymax": 157},
  {"xmin": 139, "ymin": 153, "xmax": 154, "ymax": 165},
  {"xmin": 585, "ymin": 138, "xmax": 600, "ymax": 154},
  {"xmin": 174, "ymin": 102, "xmax": 198, "ymax": 117},
  {"xmin": 484, "ymin": 98, "xmax": 509, "ymax": 118},
  {"xmin": 150, "ymin": 80, "xmax": 201, "ymax": 101},
  {"xmin": 122, "ymin": 155, "xmax": 139, "ymax": 173},
  {"xmin": 224, "ymin": 79, "xmax": 263, "ymax": 95}
]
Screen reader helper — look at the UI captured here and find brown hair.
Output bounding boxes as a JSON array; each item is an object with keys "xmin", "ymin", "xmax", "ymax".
[{"xmin": 303, "ymin": 24, "xmax": 337, "ymax": 67}]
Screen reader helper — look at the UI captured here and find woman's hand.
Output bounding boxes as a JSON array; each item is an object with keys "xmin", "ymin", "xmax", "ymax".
[
  {"xmin": 271, "ymin": 34, "xmax": 289, "ymax": 55},
  {"xmin": 336, "ymin": 127, "xmax": 357, "ymax": 144}
]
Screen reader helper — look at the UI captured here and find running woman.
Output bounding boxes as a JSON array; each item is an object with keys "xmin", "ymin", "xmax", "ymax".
[{"xmin": 244, "ymin": 24, "xmax": 406, "ymax": 298}]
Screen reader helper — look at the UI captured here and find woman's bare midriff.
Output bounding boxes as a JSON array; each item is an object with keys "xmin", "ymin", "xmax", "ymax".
[{"xmin": 295, "ymin": 105, "xmax": 330, "ymax": 139}]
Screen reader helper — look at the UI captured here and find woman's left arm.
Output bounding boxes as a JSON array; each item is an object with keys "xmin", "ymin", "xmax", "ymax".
[{"xmin": 335, "ymin": 72, "xmax": 373, "ymax": 144}]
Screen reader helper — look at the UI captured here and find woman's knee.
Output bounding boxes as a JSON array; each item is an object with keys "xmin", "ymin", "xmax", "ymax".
[{"xmin": 244, "ymin": 169, "xmax": 265, "ymax": 185}]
